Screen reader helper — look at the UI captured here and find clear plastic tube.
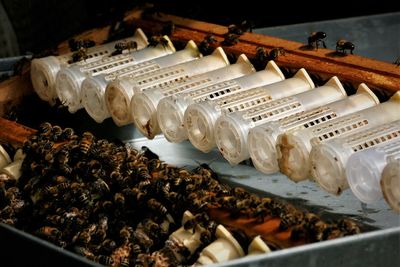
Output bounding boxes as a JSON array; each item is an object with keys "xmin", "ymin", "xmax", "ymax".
[
  {"xmin": 104, "ymin": 40, "xmax": 201, "ymax": 126},
  {"xmin": 277, "ymin": 91, "xmax": 400, "ymax": 183},
  {"xmin": 55, "ymin": 36, "xmax": 175, "ymax": 116},
  {"xmin": 187, "ymin": 68, "xmax": 316, "ymax": 154},
  {"xmin": 157, "ymin": 60, "xmax": 285, "ymax": 144},
  {"xmin": 215, "ymin": 76, "xmax": 347, "ymax": 165},
  {"xmin": 346, "ymin": 139, "xmax": 400, "ymax": 203},
  {"xmin": 130, "ymin": 55, "xmax": 254, "ymax": 140},
  {"xmin": 250, "ymin": 83, "xmax": 379, "ymax": 175},
  {"xmin": 310, "ymin": 119, "xmax": 400, "ymax": 195},
  {"xmin": 130, "ymin": 47, "xmax": 231, "ymax": 139},
  {"xmin": 381, "ymin": 159, "xmax": 400, "ymax": 213},
  {"xmin": 30, "ymin": 28, "xmax": 148, "ymax": 104}
]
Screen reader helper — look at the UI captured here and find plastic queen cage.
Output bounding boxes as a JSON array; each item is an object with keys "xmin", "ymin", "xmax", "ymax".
[
  {"xmin": 280, "ymin": 90, "xmax": 400, "ymax": 188},
  {"xmin": 157, "ymin": 60, "xmax": 284, "ymax": 144},
  {"xmin": 129, "ymin": 54, "xmax": 255, "ymax": 140},
  {"xmin": 380, "ymin": 159, "xmax": 400, "ymax": 213},
  {"xmin": 55, "ymin": 36, "xmax": 175, "ymax": 116},
  {"xmin": 310, "ymin": 119, "xmax": 400, "ymax": 196},
  {"xmin": 346, "ymin": 139, "xmax": 400, "ymax": 204},
  {"xmin": 250, "ymin": 83, "xmax": 379, "ymax": 175},
  {"xmin": 214, "ymin": 75, "xmax": 348, "ymax": 165},
  {"xmin": 30, "ymin": 28, "xmax": 148, "ymax": 104},
  {"xmin": 104, "ymin": 40, "xmax": 201, "ymax": 126},
  {"xmin": 130, "ymin": 47, "xmax": 231, "ymax": 139}
]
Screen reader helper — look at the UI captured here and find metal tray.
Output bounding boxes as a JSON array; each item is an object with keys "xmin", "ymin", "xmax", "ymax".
[{"xmin": 1, "ymin": 94, "xmax": 400, "ymax": 266}]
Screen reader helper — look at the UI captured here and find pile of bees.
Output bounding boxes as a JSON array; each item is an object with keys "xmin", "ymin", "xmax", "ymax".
[{"xmin": 0, "ymin": 123, "xmax": 360, "ymax": 266}]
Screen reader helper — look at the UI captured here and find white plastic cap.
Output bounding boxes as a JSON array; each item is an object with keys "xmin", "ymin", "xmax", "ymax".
[
  {"xmin": 346, "ymin": 140, "xmax": 400, "ymax": 203},
  {"xmin": 214, "ymin": 112, "xmax": 252, "ymax": 165},
  {"xmin": 196, "ymin": 225, "xmax": 245, "ymax": 264},
  {"xmin": 248, "ymin": 123, "xmax": 281, "ymax": 174},
  {"xmin": 30, "ymin": 56, "xmax": 61, "ymax": 103},
  {"xmin": 80, "ymin": 77, "xmax": 110, "ymax": 123},
  {"xmin": 247, "ymin": 236, "xmax": 271, "ymax": 255},
  {"xmin": 131, "ymin": 89, "xmax": 165, "ymax": 139},
  {"xmin": 347, "ymin": 149, "xmax": 387, "ymax": 203},
  {"xmin": 310, "ymin": 140, "xmax": 348, "ymax": 194},
  {"xmin": 1, "ymin": 159, "xmax": 23, "ymax": 180},
  {"xmin": 55, "ymin": 66, "xmax": 86, "ymax": 113},
  {"xmin": 157, "ymin": 95, "xmax": 193, "ymax": 142},
  {"xmin": 381, "ymin": 159, "xmax": 400, "ymax": 213},
  {"xmin": 0, "ymin": 144, "xmax": 12, "ymax": 169},
  {"xmin": 104, "ymin": 77, "xmax": 136, "ymax": 126}
]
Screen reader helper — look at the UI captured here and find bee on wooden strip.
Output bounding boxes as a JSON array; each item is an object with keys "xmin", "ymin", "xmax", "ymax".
[
  {"xmin": 336, "ymin": 39, "xmax": 355, "ymax": 55},
  {"xmin": 307, "ymin": 32, "xmax": 327, "ymax": 50}
]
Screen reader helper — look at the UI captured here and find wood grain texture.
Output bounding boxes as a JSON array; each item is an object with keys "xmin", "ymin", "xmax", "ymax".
[{"xmin": 0, "ymin": 117, "xmax": 36, "ymax": 147}]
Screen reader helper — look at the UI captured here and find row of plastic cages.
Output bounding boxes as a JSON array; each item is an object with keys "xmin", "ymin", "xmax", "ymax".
[{"xmin": 30, "ymin": 28, "xmax": 400, "ymax": 212}]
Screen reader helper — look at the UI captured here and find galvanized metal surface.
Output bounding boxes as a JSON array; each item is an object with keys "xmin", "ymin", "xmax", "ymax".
[{"xmin": 254, "ymin": 12, "xmax": 400, "ymax": 64}]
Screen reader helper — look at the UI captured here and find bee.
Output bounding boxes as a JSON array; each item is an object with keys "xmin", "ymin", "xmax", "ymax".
[
  {"xmin": 39, "ymin": 122, "xmax": 52, "ymax": 135},
  {"xmin": 61, "ymin": 127, "xmax": 76, "ymax": 140},
  {"xmin": 98, "ymin": 239, "xmax": 117, "ymax": 254},
  {"xmin": 114, "ymin": 40, "xmax": 138, "ymax": 55},
  {"xmin": 227, "ymin": 20, "xmax": 254, "ymax": 35},
  {"xmin": 147, "ymin": 35, "xmax": 169, "ymax": 48},
  {"xmin": 269, "ymin": 47, "xmax": 286, "ymax": 60},
  {"xmin": 131, "ymin": 244, "xmax": 142, "ymax": 255},
  {"xmin": 114, "ymin": 192, "xmax": 125, "ymax": 207},
  {"xmin": 120, "ymin": 225, "xmax": 134, "ymax": 241},
  {"xmin": 221, "ymin": 33, "xmax": 240, "ymax": 46},
  {"xmin": 70, "ymin": 47, "xmax": 89, "ymax": 63},
  {"xmin": 79, "ymin": 132, "xmax": 94, "ymax": 154},
  {"xmin": 93, "ymin": 255, "xmax": 114, "ymax": 266},
  {"xmin": 231, "ymin": 187, "xmax": 250, "ymax": 199},
  {"xmin": 394, "ymin": 57, "xmax": 400, "ymax": 67},
  {"xmin": 199, "ymin": 33, "xmax": 218, "ymax": 55},
  {"xmin": 133, "ymin": 229, "xmax": 154, "ymax": 253},
  {"xmin": 36, "ymin": 226, "xmax": 62, "ymax": 241},
  {"xmin": 337, "ymin": 219, "xmax": 360, "ymax": 235},
  {"xmin": 307, "ymin": 32, "xmax": 327, "ymax": 50},
  {"xmin": 335, "ymin": 39, "xmax": 355, "ymax": 55},
  {"xmin": 147, "ymin": 198, "xmax": 168, "ymax": 216},
  {"xmin": 68, "ymin": 38, "xmax": 95, "ymax": 52}
]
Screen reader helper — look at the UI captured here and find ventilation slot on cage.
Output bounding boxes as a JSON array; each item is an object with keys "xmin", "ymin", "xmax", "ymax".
[
  {"xmin": 163, "ymin": 78, "xmax": 213, "ymax": 97},
  {"xmin": 352, "ymin": 130, "xmax": 400, "ymax": 152}
]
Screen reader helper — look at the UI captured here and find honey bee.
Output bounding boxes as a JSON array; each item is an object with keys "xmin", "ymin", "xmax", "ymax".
[
  {"xmin": 147, "ymin": 35, "xmax": 169, "ymax": 48},
  {"xmin": 114, "ymin": 192, "xmax": 125, "ymax": 207},
  {"xmin": 199, "ymin": 33, "xmax": 218, "ymax": 55},
  {"xmin": 36, "ymin": 226, "xmax": 62, "ymax": 241},
  {"xmin": 307, "ymin": 32, "xmax": 327, "ymax": 50},
  {"xmin": 120, "ymin": 225, "xmax": 134, "ymax": 241},
  {"xmin": 335, "ymin": 39, "xmax": 355, "ymax": 55},
  {"xmin": 39, "ymin": 122, "xmax": 52, "ymax": 135},
  {"xmin": 79, "ymin": 132, "xmax": 94, "ymax": 154},
  {"xmin": 93, "ymin": 255, "xmax": 114, "ymax": 266},
  {"xmin": 147, "ymin": 198, "xmax": 168, "ymax": 216},
  {"xmin": 113, "ymin": 40, "xmax": 138, "ymax": 55},
  {"xmin": 394, "ymin": 57, "xmax": 400, "ymax": 67},
  {"xmin": 68, "ymin": 38, "xmax": 95, "ymax": 52},
  {"xmin": 221, "ymin": 33, "xmax": 240, "ymax": 46},
  {"xmin": 269, "ymin": 47, "xmax": 286, "ymax": 60},
  {"xmin": 70, "ymin": 47, "xmax": 89, "ymax": 63}
]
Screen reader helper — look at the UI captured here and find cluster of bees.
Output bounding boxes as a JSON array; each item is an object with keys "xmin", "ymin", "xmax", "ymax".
[{"xmin": 0, "ymin": 123, "xmax": 360, "ymax": 266}]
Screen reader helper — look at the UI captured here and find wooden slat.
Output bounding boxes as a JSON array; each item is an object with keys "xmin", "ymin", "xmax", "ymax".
[{"xmin": 0, "ymin": 117, "xmax": 36, "ymax": 147}]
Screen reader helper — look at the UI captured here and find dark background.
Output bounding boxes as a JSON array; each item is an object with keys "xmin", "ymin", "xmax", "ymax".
[{"xmin": 1, "ymin": 0, "xmax": 399, "ymax": 55}]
